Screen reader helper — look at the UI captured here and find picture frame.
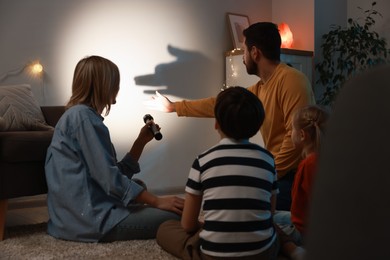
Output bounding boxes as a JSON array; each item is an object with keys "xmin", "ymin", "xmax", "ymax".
[{"xmin": 227, "ymin": 13, "xmax": 250, "ymax": 49}]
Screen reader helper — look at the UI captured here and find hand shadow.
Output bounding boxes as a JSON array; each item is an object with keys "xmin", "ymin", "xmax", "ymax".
[{"xmin": 134, "ymin": 45, "xmax": 213, "ymax": 99}]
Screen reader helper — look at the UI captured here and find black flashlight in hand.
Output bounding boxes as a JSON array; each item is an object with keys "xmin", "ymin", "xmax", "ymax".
[{"xmin": 143, "ymin": 114, "xmax": 163, "ymax": 140}]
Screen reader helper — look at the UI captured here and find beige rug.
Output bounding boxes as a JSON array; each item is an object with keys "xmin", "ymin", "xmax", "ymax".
[{"xmin": 0, "ymin": 223, "xmax": 178, "ymax": 259}]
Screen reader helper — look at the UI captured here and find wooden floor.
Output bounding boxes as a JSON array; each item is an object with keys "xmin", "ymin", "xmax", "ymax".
[{"xmin": 6, "ymin": 194, "xmax": 49, "ymax": 227}]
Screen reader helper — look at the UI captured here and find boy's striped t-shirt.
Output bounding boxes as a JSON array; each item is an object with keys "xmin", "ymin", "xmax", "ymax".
[{"xmin": 185, "ymin": 138, "xmax": 279, "ymax": 258}]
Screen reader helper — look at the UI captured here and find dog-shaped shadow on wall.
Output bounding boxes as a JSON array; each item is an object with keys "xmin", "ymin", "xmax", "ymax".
[{"xmin": 134, "ymin": 45, "xmax": 214, "ymax": 100}]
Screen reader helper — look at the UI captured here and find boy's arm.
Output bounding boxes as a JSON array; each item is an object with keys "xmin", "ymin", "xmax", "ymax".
[{"xmin": 181, "ymin": 192, "xmax": 202, "ymax": 233}]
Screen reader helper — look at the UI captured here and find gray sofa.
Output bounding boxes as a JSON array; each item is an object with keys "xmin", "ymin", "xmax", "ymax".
[{"xmin": 0, "ymin": 106, "xmax": 65, "ymax": 240}]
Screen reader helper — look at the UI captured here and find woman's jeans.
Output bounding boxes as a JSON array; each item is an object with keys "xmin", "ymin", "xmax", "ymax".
[{"xmin": 100, "ymin": 204, "xmax": 180, "ymax": 242}]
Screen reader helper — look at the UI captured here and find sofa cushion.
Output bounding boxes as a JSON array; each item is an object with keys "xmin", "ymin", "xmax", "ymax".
[
  {"xmin": 0, "ymin": 131, "xmax": 53, "ymax": 162},
  {"xmin": 0, "ymin": 84, "xmax": 53, "ymax": 131},
  {"xmin": 41, "ymin": 106, "xmax": 66, "ymax": 127}
]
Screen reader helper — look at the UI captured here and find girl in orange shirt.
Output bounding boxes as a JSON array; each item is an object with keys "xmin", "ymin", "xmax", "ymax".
[
  {"xmin": 277, "ymin": 105, "xmax": 329, "ymax": 259},
  {"xmin": 290, "ymin": 105, "xmax": 329, "ymax": 236}
]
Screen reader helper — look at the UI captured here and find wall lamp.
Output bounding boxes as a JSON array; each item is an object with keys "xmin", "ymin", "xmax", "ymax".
[{"xmin": 0, "ymin": 61, "xmax": 44, "ymax": 82}]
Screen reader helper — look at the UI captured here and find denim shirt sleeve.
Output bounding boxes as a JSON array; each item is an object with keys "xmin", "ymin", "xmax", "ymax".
[
  {"xmin": 74, "ymin": 113, "xmax": 143, "ymax": 206},
  {"xmin": 117, "ymin": 153, "xmax": 140, "ymax": 178}
]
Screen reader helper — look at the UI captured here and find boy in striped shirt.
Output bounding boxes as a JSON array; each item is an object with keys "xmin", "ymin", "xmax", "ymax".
[{"xmin": 157, "ymin": 86, "xmax": 279, "ymax": 259}]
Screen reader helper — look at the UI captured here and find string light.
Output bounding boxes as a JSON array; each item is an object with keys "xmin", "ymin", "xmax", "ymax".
[
  {"xmin": 224, "ymin": 48, "xmax": 244, "ymax": 89},
  {"xmin": 0, "ymin": 61, "xmax": 44, "ymax": 82},
  {"xmin": 0, "ymin": 61, "xmax": 45, "ymax": 103}
]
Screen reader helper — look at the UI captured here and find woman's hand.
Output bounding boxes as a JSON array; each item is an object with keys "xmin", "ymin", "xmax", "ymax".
[
  {"xmin": 137, "ymin": 123, "xmax": 159, "ymax": 144},
  {"xmin": 144, "ymin": 91, "xmax": 176, "ymax": 113},
  {"xmin": 135, "ymin": 190, "xmax": 184, "ymax": 215},
  {"xmin": 155, "ymin": 195, "xmax": 185, "ymax": 215},
  {"xmin": 129, "ymin": 123, "xmax": 160, "ymax": 161}
]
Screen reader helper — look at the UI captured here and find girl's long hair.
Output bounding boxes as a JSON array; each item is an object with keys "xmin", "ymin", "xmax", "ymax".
[{"xmin": 66, "ymin": 55, "xmax": 120, "ymax": 116}]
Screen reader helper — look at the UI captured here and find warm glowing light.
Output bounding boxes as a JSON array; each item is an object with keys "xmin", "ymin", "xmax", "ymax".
[
  {"xmin": 31, "ymin": 62, "xmax": 43, "ymax": 74},
  {"xmin": 279, "ymin": 23, "xmax": 294, "ymax": 48}
]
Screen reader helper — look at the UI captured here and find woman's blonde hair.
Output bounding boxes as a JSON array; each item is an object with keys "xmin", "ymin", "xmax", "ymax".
[
  {"xmin": 293, "ymin": 105, "xmax": 329, "ymax": 152},
  {"xmin": 66, "ymin": 56, "xmax": 120, "ymax": 115}
]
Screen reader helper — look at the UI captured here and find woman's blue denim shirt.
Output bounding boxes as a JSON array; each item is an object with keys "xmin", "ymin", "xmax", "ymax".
[{"xmin": 45, "ymin": 104, "xmax": 144, "ymax": 242}]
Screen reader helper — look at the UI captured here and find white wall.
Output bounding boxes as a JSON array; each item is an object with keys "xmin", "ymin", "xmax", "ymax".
[
  {"xmin": 6, "ymin": 0, "xmax": 381, "ymax": 193},
  {"xmin": 0, "ymin": 0, "xmax": 272, "ymax": 194}
]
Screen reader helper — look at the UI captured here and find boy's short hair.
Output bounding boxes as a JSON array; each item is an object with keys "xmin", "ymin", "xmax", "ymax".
[{"xmin": 214, "ymin": 86, "xmax": 265, "ymax": 140}]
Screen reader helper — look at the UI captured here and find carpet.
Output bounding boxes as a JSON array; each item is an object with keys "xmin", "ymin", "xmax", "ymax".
[{"xmin": 0, "ymin": 223, "xmax": 178, "ymax": 259}]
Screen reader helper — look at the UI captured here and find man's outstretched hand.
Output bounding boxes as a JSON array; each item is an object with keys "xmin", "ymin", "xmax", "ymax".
[{"xmin": 144, "ymin": 91, "xmax": 176, "ymax": 113}]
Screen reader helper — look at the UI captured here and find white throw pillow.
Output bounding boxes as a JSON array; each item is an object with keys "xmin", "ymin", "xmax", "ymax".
[{"xmin": 0, "ymin": 84, "xmax": 53, "ymax": 131}]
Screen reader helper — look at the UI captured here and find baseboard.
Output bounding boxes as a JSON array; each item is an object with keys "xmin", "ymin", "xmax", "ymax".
[{"xmin": 7, "ymin": 194, "xmax": 47, "ymax": 210}]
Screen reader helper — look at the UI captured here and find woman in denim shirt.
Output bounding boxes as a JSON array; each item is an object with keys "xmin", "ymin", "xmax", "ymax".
[{"xmin": 45, "ymin": 55, "xmax": 184, "ymax": 242}]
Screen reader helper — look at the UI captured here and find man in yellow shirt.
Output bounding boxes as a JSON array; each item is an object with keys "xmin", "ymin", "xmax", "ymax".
[{"xmin": 147, "ymin": 22, "xmax": 315, "ymax": 211}]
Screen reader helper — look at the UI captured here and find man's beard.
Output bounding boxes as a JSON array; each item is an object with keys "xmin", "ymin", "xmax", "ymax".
[{"xmin": 245, "ymin": 57, "xmax": 257, "ymax": 75}]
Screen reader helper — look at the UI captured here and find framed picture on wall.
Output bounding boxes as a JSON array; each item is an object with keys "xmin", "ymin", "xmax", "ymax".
[{"xmin": 227, "ymin": 13, "xmax": 250, "ymax": 49}]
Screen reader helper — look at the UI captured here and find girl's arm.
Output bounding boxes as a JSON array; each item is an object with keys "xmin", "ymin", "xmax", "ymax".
[{"xmin": 181, "ymin": 192, "xmax": 202, "ymax": 233}]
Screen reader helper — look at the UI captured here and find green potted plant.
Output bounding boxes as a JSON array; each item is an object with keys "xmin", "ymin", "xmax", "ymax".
[{"xmin": 316, "ymin": 1, "xmax": 389, "ymax": 106}]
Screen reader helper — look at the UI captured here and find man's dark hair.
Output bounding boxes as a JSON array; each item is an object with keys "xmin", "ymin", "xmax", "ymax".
[
  {"xmin": 214, "ymin": 86, "xmax": 265, "ymax": 140},
  {"xmin": 243, "ymin": 22, "xmax": 281, "ymax": 61}
]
